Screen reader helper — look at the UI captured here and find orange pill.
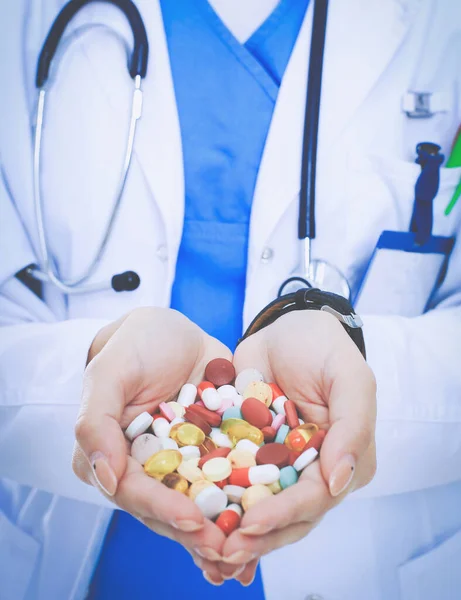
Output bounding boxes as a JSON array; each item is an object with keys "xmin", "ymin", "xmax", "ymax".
[
  {"xmin": 285, "ymin": 429, "xmax": 309, "ymax": 452},
  {"xmin": 284, "ymin": 400, "xmax": 300, "ymax": 429},
  {"xmin": 268, "ymin": 383, "xmax": 285, "ymax": 400},
  {"xmin": 197, "ymin": 381, "xmax": 215, "ymax": 398},
  {"xmin": 215, "ymin": 504, "xmax": 242, "ymax": 535},
  {"xmin": 214, "ymin": 477, "xmax": 229, "ymax": 489},
  {"xmin": 229, "ymin": 467, "xmax": 251, "ymax": 487}
]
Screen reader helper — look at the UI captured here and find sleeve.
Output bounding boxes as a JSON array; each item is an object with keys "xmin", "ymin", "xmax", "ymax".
[
  {"xmin": 0, "ymin": 167, "xmax": 112, "ymax": 506},
  {"xmin": 354, "ymin": 235, "xmax": 461, "ymax": 499}
]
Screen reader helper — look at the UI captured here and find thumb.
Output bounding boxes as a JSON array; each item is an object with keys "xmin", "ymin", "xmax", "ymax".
[
  {"xmin": 320, "ymin": 353, "xmax": 377, "ymax": 497},
  {"xmin": 74, "ymin": 337, "xmax": 133, "ymax": 496}
]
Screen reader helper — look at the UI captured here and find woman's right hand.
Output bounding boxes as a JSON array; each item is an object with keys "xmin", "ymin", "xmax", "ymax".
[{"xmin": 72, "ymin": 307, "xmax": 231, "ymax": 584}]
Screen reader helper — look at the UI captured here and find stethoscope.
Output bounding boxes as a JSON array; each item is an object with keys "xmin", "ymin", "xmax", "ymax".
[{"xmin": 28, "ymin": 0, "xmax": 351, "ymax": 299}]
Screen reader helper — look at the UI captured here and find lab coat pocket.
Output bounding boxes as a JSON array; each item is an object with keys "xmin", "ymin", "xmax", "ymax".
[
  {"xmin": 398, "ymin": 528, "xmax": 461, "ymax": 600},
  {"xmin": 0, "ymin": 511, "xmax": 40, "ymax": 600},
  {"xmin": 351, "ymin": 157, "xmax": 461, "ymax": 317}
]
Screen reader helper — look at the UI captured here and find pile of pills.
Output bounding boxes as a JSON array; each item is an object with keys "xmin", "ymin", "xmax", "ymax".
[{"xmin": 125, "ymin": 358, "xmax": 325, "ymax": 536}]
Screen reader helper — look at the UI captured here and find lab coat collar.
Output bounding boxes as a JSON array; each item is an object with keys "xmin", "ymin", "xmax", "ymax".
[{"xmin": 247, "ymin": 0, "xmax": 422, "ymax": 270}]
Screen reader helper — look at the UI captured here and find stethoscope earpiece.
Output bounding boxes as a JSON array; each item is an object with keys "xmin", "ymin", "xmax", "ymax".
[{"xmin": 111, "ymin": 271, "xmax": 141, "ymax": 292}]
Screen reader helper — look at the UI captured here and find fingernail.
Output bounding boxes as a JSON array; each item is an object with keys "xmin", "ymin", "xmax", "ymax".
[
  {"xmin": 203, "ymin": 571, "xmax": 224, "ymax": 586},
  {"xmin": 329, "ymin": 454, "xmax": 355, "ymax": 497},
  {"xmin": 240, "ymin": 524, "xmax": 272, "ymax": 536},
  {"xmin": 172, "ymin": 519, "xmax": 204, "ymax": 532},
  {"xmin": 223, "ymin": 550, "xmax": 258, "ymax": 565},
  {"xmin": 194, "ymin": 546, "xmax": 222, "ymax": 561},
  {"xmin": 222, "ymin": 564, "xmax": 247, "ymax": 580},
  {"xmin": 238, "ymin": 573, "xmax": 256, "ymax": 587},
  {"xmin": 90, "ymin": 452, "xmax": 117, "ymax": 496}
]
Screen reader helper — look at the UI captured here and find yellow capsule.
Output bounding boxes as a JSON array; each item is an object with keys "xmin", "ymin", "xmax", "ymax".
[
  {"xmin": 267, "ymin": 480, "xmax": 282, "ymax": 495},
  {"xmin": 188, "ymin": 479, "xmax": 214, "ymax": 501},
  {"xmin": 241, "ymin": 484, "xmax": 273, "ymax": 511},
  {"xmin": 175, "ymin": 422, "xmax": 206, "ymax": 447},
  {"xmin": 227, "ymin": 422, "xmax": 264, "ymax": 446},
  {"xmin": 243, "ymin": 381, "xmax": 273, "ymax": 407},
  {"xmin": 284, "ymin": 423, "xmax": 319, "ymax": 451},
  {"xmin": 162, "ymin": 472, "xmax": 189, "ymax": 494},
  {"xmin": 144, "ymin": 450, "xmax": 182, "ymax": 478},
  {"xmin": 220, "ymin": 418, "xmax": 247, "ymax": 435}
]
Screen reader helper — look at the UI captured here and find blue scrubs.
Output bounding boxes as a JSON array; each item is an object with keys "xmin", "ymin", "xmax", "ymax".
[{"xmin": 88, "ymin": 1, "xmax": 309, "ymax": 598}]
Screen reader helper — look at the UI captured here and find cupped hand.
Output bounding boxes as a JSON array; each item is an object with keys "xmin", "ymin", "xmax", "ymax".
[
  {"xmin": 218, "ymin": 310, "xmax": 377, "ymax": 585},
  {"xmin": 72, "ymin": 307, "xmax": 231, "ymax": 583}
]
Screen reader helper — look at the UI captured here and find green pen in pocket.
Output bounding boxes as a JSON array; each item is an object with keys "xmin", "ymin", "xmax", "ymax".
[{"xmin": 444, "ymin": 125, "xmax": 461, "ymax": 216}]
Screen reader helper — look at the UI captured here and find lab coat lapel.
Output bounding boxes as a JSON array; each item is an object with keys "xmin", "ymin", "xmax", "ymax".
[{"xmin": 248, "ymin": 0, "xmax": 421, "ymax": 267}]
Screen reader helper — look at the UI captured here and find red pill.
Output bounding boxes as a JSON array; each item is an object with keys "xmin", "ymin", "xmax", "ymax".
[
  {"xmin": 288, "ymin": 450, "xmax": 302, "ymax": 466},
  {"xmin": 184, "ymin": 409, "xmax": 212, "ymax": 436},
  {"xmin": 199, "ymin": 437, "xmax": 217, "ymax": 456},
  {"xmin": 198, "ymin": 447, "xmax": 231, "ymax": 469},
  {"xmin": 256, "ymin": 443, "xmax": 290, "ymax": 468},
  {"xmin": 241, "ymin": 397, "xmax": 273, "ymax": 429},
  {"xmin": 268, "ymin": 382, "xmax": 285, "ymax": 400},
  {"xmin": 214, "ymin": 478, "xmax": 229, "ymax": 490},
  {"xmin": 187, "ymin": 404, "xmax": 222, "ymax": 427},
  {"xmin": 197, "ymin": 381, "xmax": 215, "ymax": 398},
  {"xmin": 205, "ymin": 358, "xmax": 236, "ymax": 387},
  {"xmin": 303, "ymin": 429, "xmax": 326, "ymax": 452},
  {"xmin": 215, "ymin": 505, "xmax": 242, "ymax": 535},
  {"xmin": 229, "ymin": 468, "xmax": 251, "ymax": 487},
  {"xmin": 261, "ymin": 426, "xmax": 276, "ymax": 443},
  {"xmin": 284, "ymin": 400, "xmax": 300, "ymax": 429}
]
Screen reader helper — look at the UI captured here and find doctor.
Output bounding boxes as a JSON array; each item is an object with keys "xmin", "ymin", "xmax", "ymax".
[{"xmin": 1, "ymin": 0, "xmax": 461, "ymax": 599}]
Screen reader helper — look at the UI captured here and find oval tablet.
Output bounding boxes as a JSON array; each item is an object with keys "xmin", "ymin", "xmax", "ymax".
[
  {"xmin": 205, "ymin": 358, "xmax": 236, "ymax": 387},
  {"xmin": 256, "ymin": 443, "xmax": 290, "ymax": 468},
  {"xmin": 241, "ymin": 484, "xmax": 273, "ymax": 511},
  {"xmin": 235, "ymin": 368, "xmax": 264, "ymax": 395},
  {"xmin": 125, "ymin": 411, "xmax": 153, "ymax": 441},
  {"xmin": 241, "ymin": 397, "xmax": 273, "ymax": 429},
  {"xmin": 187, "ymin": 404, "xmax": 222, "ymax": 427},
  {"xmin": 261, "ymin": 426, "xmax": 276, "ymax": 443},
  {"xmin": 202, "ymin": 457, "xmax": 232, "ymax": 482},
  {"xmin": 184, "ymin": 409, "xmax": 212, "ymax": 436}
]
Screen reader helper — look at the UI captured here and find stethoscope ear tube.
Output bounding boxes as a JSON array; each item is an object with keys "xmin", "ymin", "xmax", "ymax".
[
  {"xmin": 298, "ymin": 0, "xmax": 329, "ymax": 241},
  {"xmin": 35, "ymin": 0, "xmax": 149, "ymax": 88}
]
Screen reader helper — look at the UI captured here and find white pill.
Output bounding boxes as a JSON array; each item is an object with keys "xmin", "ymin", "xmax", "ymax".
[
  {"xmin": 202, "ymin": 387, "xmax": 222, "ymax": 411},
  {"xmin": 177, "ymin": 383, "xmax": 197, "ymax": 407},
  {"xmin": 195, "ymin": 485, "xmax": 228, "ymax": 519},
  {"xmin": 160, "ymin": 437, "xmax": 179, "ymax": 450},
  {"xmin": 223, "ymin": 484, "xmax": 245, "ymax": 504},
  {"xmin": 235, "ymin": 439, "xmax": 260, "ymax": 456},
  {"xmin": 125, "ymin": 411, "xmax": 153, "ymax": 441},
  {"xmin": 293, "ymin": 448, "xmax": 318, "ymax": 472},
  {"xmin": 202, "ymin": 457, "xmax": 232, "ymax": 482},
  {"xmin": 152, "ymin": 417, "xmax": 171, "ymax": 438},
  {"xmin": 272, "ymin": 396, "xmax": 287, "ymax": 415},
  {"xmin": 177, "ymin": 457, "xmax": 204, "ymax": 483},
  {"xmin": 232, "ymin": 394, "xmax": 244, "ymax": 409},
  {"xmin": 217, "ymin": 385, "xmax": 238, "ymax": 400},
  {"xmin": 210, "ymin": 430, "xmax": 234, "ymax": 448},
  {"xmin": 248, "ymin": 464, "xmax": 280, "ymax": 485},
  {"xmin": 235, "ymin": 368, "xmax": 264, "ymax": 395},
  {"xmin": 227, "ymin": 503, "xmax": 243, "ymax": 517},
  {"xmin": 130, "ymin": 433, "xmax": 161, "ymax": 465},
  {"xmin": 179, "ymin": 446, "xmax": 201, "ymax": 461},
  {"xmin": 170, "ymin": 417, "xmax": 185, "ymax": 427}
]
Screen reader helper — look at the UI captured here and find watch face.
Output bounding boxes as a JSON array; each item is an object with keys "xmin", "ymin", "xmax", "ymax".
[{"xmin": 279, "ymin": 261, "xmax": 351, "ymax": 300}]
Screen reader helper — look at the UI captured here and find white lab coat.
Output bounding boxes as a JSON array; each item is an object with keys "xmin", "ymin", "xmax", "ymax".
[{"xmin": 0, "ymin": 1, "xmax": 461, "ymax": 599}]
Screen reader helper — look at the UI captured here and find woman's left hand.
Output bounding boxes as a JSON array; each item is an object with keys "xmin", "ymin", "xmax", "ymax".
[{"xmin": 217, "ymin": 310, "xmax": 377, "ymax": 585}]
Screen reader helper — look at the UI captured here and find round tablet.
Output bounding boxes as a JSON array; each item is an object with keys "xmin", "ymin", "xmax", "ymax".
[
  {"xmin": 131, "ymin": 433, "xmax": 161, "ymax": 465},
  {"xmin": 241, "ymin": 484, "xmax": 273, "ymax": 511},
  {"xmin": 202, "ymin": 457, "xmax": 232, "ymax": 482},
  {"xmin": 160, "ymin": 437, "xmax": 179, "ymax": 451},
  {"xmin": 198, "ymin": 447, "xmax": 231, "ymax": 469},
  {"xmin": 293, "ymin": 447, "xmax": 318, "ymax": 472},
  {"xmin": 205, "ymin": 358, "xmax": 236, "ymax": 387},
  {"xmin": 241, "ymin": 397, "xmax": 273, "ymax": 429},
  {"xmin": 159, "ymin": 402, "xmax": 175, "ymax": 422},
  {"xmin": 125, "ymin": 411, "xmax": 153, "ymax": 441},
  {"xmin": 217, "ymin": 385, "xmax": 238, "ymax": 400},
  {"xmin": 152, "ymin": 417, "xmax": 171, "ymax": 438},
  {"xmin": 256, "ymin": 443, "xmax": 290, "ymax": 468},
  {"xmin": 279, "ymin": 466, "xmax": 298, "ymax": 489},
  {"xmin": 194, "ymin": 485, "xmax": 228, "ymax": 519},
  {"xmin": 179, "ymin": 445, "xmax": 201, "ymax": 461},
  {"xmin": 227, "ymin": 449, "xmax": 256, "ymax": 469},
  {"xmin": 235, "ymin": 439, "xmax": 260, "ymax": 456},
  {"xmin": 243, "ymin": 382, "xmax": 273, "ymax": 407},
  {"xmin": 235, "ymin": 368, "xmax": 264, "ymax": 395}
]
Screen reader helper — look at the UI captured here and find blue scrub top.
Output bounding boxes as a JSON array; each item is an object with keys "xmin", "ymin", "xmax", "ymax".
[{"xmin": 88, "ymin": 1, "xmax": 309, "ymax": 598}]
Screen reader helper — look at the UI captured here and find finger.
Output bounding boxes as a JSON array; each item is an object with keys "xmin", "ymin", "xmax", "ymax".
[
  {"xmin": 320, "ymin": 346, "xmax": 377, "ymax": 496},
  {"xmin": 235, "ymin": 559, "xmax": 260, "ymax": 586},
  {"xmin": 140, "ymin": 518, "xmax": 226, "ymax": 584},
  {"xmin": 223, "ymin": 521, "xmax": 317, "ymax": 564},
  {"xmin": 111, "ymin": 457, "xmax": 206, "ymax": 532},
  {"xmin": 233, "ymin": 330, "xmax": 273, "ymax": 381}
]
